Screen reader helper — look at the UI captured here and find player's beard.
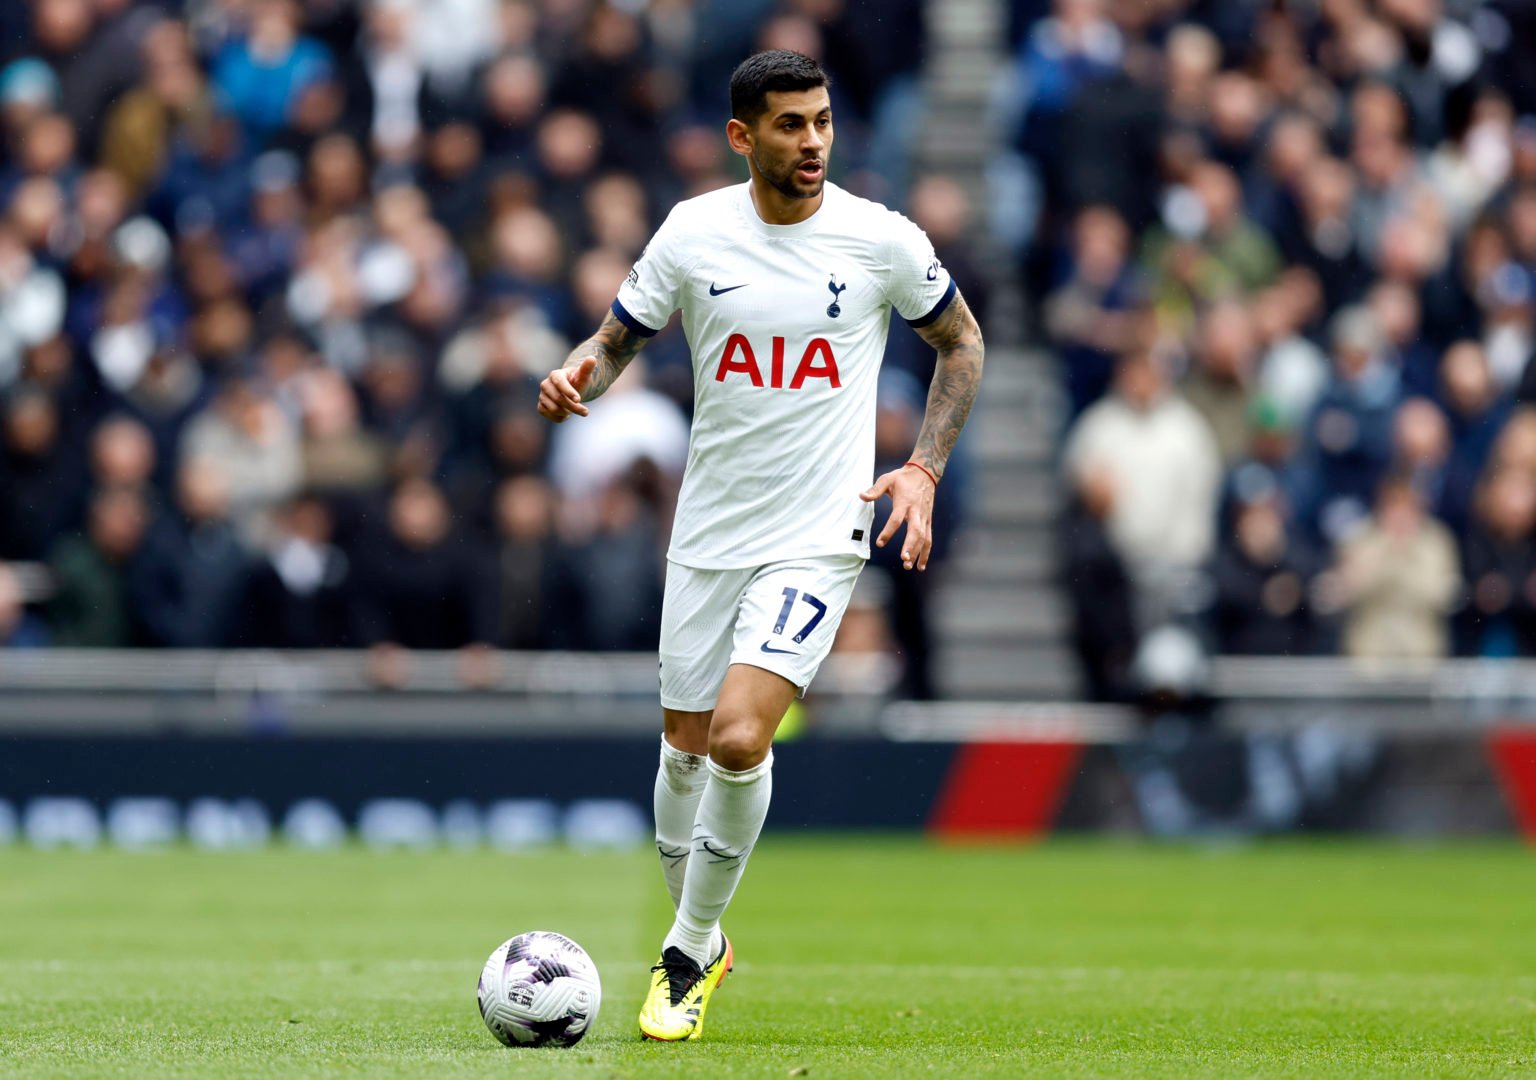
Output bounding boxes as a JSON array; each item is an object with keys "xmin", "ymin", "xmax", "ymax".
[{"xmin": 753, "ymin": 148, "xmax": 825, "ymax": 201}]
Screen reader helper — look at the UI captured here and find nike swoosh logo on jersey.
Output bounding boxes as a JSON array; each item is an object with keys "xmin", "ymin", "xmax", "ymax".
[
  {"xmin": 709, "ymin": 282, "xmax": 749, "ymax": 296},
  {"xmin": 760, "ymin": 641, "xmax": 796, "ymax": 655}
]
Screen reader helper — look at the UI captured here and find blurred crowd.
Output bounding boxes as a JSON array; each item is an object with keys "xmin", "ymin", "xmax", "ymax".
[
  {"xmin": 0, "ymin": 0, "xmax": 973, "ymax": 693},
  {"xmin": 999, "ymin": 0, "xmax": 1536, "ymax": 695}
]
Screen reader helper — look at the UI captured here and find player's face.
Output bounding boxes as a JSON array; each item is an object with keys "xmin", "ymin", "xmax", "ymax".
[{"xmin": 746, "ymin": 89, "xmax": 833, "ymax": 201}]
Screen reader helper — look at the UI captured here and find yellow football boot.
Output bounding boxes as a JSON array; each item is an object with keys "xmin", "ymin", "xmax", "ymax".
[{"xmin": 638, "ymin": 934, "xmax": 733, "ymax": 1041}]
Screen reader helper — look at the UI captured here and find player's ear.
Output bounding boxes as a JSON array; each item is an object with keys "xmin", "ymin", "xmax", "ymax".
[{"xmin": 726, "ymin": 118, "xmax": 753, "ymax": 158}]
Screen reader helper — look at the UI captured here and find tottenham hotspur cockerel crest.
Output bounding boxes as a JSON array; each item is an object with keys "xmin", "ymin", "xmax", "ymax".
[{"xmin": 826, "ymin": 274, "xmax": 846, "ymax": 318}]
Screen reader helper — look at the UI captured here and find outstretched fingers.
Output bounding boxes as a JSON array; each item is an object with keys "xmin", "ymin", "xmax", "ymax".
[
  {"xmin": 861, "ymin": 469, "xmax": 934, "ymax": 570},
  {"xmin": 902, "ymin": 507, "xmax": 933, "ymax": 571},
  {"xmin": 862, "ymin": 473, "xmax": 903, "ymax": 549}
]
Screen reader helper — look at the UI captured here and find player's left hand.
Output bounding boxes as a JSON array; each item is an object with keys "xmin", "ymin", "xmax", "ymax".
[{"xmin": 861, "ymin": 465, "xmax": 936, "ymax": 571}]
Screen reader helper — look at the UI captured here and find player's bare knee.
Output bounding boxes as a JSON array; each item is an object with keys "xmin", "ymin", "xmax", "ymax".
[{"xmin": 708, "ymin": 719, "xmax": 768, "ymax": 772}]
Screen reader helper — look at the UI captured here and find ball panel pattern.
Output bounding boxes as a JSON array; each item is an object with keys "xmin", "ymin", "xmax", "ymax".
[{"xmin": 477, "ymin": 931, "xmax": 601, "ymax": 1048}]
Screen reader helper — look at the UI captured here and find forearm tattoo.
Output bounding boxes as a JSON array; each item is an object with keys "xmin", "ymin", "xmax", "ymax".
[
  {"xmin": 910, "ymin": 292, "xmax": 985, "ymax": 481},
  {"xmin": 564, "ymin": 311, "xmax": 648, "ymax": 401}
]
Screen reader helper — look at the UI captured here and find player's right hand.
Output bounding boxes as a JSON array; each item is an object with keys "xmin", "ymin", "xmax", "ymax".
[{"xmin": 538, "ymin": 356, "xmax": 598, "ymax": 423}]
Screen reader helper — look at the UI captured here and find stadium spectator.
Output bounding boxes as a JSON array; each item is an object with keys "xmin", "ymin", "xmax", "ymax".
[
  {"xmin": 1183, "ymin": 301, "xmax": 1259, "ymax": 464},
  {"xmin": 1210, "ymin": 495, "xmax": 1318, "ymax": 656},
  {"xmin": 1460, "ymin": 465, "xmax": 1536, "ymax": 657},
  {"xmin": 1059, "ymin": 466, "xmax": 1137, "ymax": 701},
  {"xmin": 89, "ymin": 414, "xmax": 156, "ymax": 493},
  {"xmin": 1063, "ymin": 348, "xmax": 1222, "ymax": 627},
  {"xmin": 211, "ymin": 0, "xmax": 334, "ymax": 139},
  {"xmin": 876, "ymin": 178, "xmax": 989, "ymax": 400},
  {"xmin": 477, "ymin": 53, "xmax": 545, "ymax": 168},
  {"xmin": 1440, "ymin": 341, "xmax": 1511, "ymax": 534},
  {"xmin": 1140, "ymin": 160, "xmax": 1282, "ymax": 339},
  {"xmin": 1391, "ymin": 397, "xmax": 1454, "ymax": 523},
  {"xmin": 240, "ymin": 493, "xmax": 351, "ymax": 649},
  {"xmin": 869, "ymin": 369, "xmax": 962, "ymax": 700},
  {"xmin": 128, "ymin": 458, "xmax": 251, "ymax": 648},
  {"xmin": 490, "ymin": 475, "xmax": 564, "ymax": 650},
  {"xmin": 46, "ymin": 485, "xmax": 150, "ymax": 647},
  {"xmin": 819, "ymin": 0, "xmax": 928, "ymax": 204},
  {"xmin": 0, "ymin": 60, "xmax": 61, "ymax": 151},
  {"xmin": 179, "ymin": 376, "xmax": 301, "ymax": 540},
  {"xmin": 1369, "ymin": 279, "xmax": 1438, "ymax": 397},
  {"xmin": 1488, "ymin": 271, "xmax": 1536, "ymax": 398},
  {"xmin": 1043, "ymin": 204, "xmax": 1144, "ymax": 419},
  {"xmin": 1005, "ymin": 0, "xmax": 1125, "ymax": 213},
  {"xmin": 1332, "ymin": 476, "xmax": 1460, "ymax": 661},
  {"xmin": 297, "ymin": 366, "xmax": 390, "ymax": 497},
  {"xmin": 1252, "ymin": 269, "xmax": 1330, "ymax": 430},
  {"xmin": 0, "ymin": 220, "xmax": 67, "ymax": 384},
  {"xmin": 1248, "ymin": 112, "xmax": 1324, "ymax": 255},
  {"xmin": 0, "ymin": 387, "xmax": 82, "ymax": 560},
  {"xmin": 229, "ymin": 151, "xmax": 306, "ymax": 307},
  {"xmin": 99, "ymin": 19, "xmax": 211, "ymax": 201},
  {"xmin": 398, "ymin": 0, "xmax": 503, "ymax": 103},
  {"xmin": 1222, "ymin": 397, "xmax": 1303, "ymax": 530},
  {"xmin": 1291, "ymin": 306, "xmax": 1402, "ymax": 542},
  {"xmin": 554, "ymin": 468, "xmax": 666, "ymax": 653},
  {"xmin": 908, "ymin": 176, "xmax": 990, "ymax": 331},
  {"xmin": 0, "ymin": 559, "xmax": 45, "ymax": 648},
  {"xmin": 355, "ymin": 330, "xmax": 438, "ymax": 469},
  {"xmin": 1290, "ymin": 156, "xmax": 1372, "ymax": 312},
  {"xmin": 107, "ymin": 327, "xmax": 209, "ymax": 492},
  {"xmin": 348, "ymin": 478, "xmax": 497, "ymax": 653},
  {"xmin": 146, "ymin": 96, "xmax": 251, "ymax": 231}
]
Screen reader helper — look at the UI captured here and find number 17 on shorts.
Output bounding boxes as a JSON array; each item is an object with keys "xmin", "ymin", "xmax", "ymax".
[{"xmin": 657, "ymin": 554, "xmax": 865, "ymax": 712}]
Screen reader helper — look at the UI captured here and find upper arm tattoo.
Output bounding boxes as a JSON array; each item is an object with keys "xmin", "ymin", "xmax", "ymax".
[
  {"xmin": 910, "ymin": 291, "xmax": 985, "ymax": 481},
  {"xmin": 565, "ymin": 310, "xmax": 649, "ymax": 401}
]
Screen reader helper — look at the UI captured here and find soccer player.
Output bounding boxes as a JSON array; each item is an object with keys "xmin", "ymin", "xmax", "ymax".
[{"xmin": 537, "ymin": 50, "xmax": 984, "ymax": 1041}]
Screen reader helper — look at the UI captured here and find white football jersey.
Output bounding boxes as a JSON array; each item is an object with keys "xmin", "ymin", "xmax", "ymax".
[{"xmin": 613, "ymin": 181, "xmax": 956, "ymax": 569}]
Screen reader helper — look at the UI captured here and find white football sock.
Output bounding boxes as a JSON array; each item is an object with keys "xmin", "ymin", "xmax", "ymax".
[
  {"xmin": 654, "ymin": 736, "xmax": 708, "ymax": 910},
  {"xmin": 664, "ymin": 751, "xmax": 773, "ymax": 968}
]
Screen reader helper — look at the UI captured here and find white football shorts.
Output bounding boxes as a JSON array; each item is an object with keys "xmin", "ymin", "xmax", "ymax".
[{"xmin": 657, "ymin": 554, "xmax": 866, "ymax": 712}]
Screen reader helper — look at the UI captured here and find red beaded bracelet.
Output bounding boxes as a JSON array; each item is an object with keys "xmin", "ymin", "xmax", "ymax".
[{"xmin": 904, "ymin": 460, "xmax": 939, "ymax": 487}]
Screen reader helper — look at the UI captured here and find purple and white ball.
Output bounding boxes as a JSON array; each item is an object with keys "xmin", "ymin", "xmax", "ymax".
[{"xmin": 477, "ymin": 931, "xmax": 602, "ymax": 1047}]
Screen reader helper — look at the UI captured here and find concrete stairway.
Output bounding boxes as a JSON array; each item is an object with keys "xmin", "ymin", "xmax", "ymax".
[{"xmin": 918, "ymin": 0, "xmax": 1080, "ymax": 700}]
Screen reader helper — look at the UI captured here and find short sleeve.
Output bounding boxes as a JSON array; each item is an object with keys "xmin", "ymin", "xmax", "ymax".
[
  {"xmin": 612, "ymin": 211, "xmax": 685, "ymax": 337},
  {"xmin": 884, "ymin": 214, "xmax": 958, "ymax": 328}
]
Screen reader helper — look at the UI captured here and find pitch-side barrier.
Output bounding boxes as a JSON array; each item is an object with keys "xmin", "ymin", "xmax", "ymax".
[{"xmin": 1, "ymin": 651, "xmax": 1533, "ymax": 843}]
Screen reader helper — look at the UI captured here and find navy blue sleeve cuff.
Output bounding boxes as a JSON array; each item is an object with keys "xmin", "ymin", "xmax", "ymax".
[
  {"xmin": 610, "ymin": 298, "xmax": 659, "ymax": 338},
  {"xmin": 904, "ymin": 278, "xmax": 958, "ymax": 328}
]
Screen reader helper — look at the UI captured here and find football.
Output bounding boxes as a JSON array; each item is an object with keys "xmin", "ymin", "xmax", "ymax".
[{"xmin": 476, "ymin": 931, "xmax": 602, "ymax": 1047}]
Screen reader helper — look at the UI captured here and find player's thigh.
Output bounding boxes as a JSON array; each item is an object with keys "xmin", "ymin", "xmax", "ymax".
[
  {"xmin": 657, "ymin": 561, "xmax": 751, "ymax": 714},
  {"xmin": 726, "ymin": 554, "xmax": 865, "ymax": 700}
]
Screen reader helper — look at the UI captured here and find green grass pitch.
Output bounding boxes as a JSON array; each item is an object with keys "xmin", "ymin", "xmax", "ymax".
[{"xmin": 3, "ymin": 838, "xmax": 1535, "ymax": 1077}]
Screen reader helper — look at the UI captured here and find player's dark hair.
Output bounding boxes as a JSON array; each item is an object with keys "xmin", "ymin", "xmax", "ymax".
[{"xmin": 729, "ymin": 50, "xmax": 831, "ymax": 123}]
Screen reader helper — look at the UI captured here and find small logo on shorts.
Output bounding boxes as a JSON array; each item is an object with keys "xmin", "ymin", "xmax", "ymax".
[
  {"xmin": 760, "ymin": 641, "xmax": 796, "ymax": 655},
  {"xmin": 851, "ymin": 528, "xmax": 864, "ymax": 541}
]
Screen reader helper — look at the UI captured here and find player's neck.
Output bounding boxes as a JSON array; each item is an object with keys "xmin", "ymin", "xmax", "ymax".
[{"xmin": 747, "ymin": 175, "xmax": 824, "ymax": 227}]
